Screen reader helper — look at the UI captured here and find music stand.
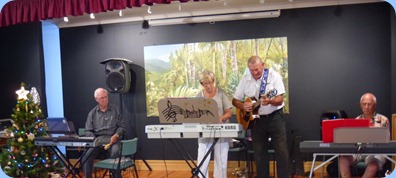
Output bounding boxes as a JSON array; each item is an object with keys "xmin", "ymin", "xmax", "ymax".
[
  {"xmin": 158, "ymin": 97, "xmax": 220, "ymax": 178},
  {"xmin": 158, "ymin": 97, "xmax": 219, "ymax": 124}
]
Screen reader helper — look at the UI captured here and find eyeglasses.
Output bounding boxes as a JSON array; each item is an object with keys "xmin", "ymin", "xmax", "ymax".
[
  {"xmin": 361, "ymin": 102, "xmax": 374, "ymax": 107},
  {"xmin": 200, "ymin": 81, "xmax": 213, "ymax": 86},
  {"xmin": 97, "ymin": 96, "xmax": 108, "ymax": 100}
]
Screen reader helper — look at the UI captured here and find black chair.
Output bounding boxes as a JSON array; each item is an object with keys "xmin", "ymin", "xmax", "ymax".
[
  {"xmin": 229, "ymin": 130, "xmax": 248, "ymax": 168},
  {"xmin": 229, "ymin": 130, "xmax": 249, "ymax": 177},
  {"xmin": 246, "ymin": 138, "xmax": 276, "ymax": 178}
]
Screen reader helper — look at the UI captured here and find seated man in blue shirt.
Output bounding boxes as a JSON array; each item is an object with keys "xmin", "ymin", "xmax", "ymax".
[{"xmin": 82, "ymin": 88, "xmax": 125, "ymax": 178}]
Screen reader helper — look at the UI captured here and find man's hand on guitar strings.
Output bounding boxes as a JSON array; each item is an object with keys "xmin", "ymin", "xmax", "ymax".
[
  {"xmin": 260, "ymin": 96, "xmax": 271, "ymax": 106},
  {"xmin": 243, "ymin": 101, "xmax": 253, "ymax": 112}
]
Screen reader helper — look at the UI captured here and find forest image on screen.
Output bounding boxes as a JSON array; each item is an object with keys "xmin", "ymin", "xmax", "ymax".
[{"xmin": 144, "ymin": 37, "xmax": 288, "ymax": 117}]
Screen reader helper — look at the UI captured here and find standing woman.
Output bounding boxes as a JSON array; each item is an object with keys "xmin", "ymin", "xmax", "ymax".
[{"xmin": 196, "ymin": 69, "xmax": 233, "ymax": 178}]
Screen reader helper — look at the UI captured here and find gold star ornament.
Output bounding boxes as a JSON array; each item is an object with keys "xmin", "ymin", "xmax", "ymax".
[{"xmin": 16, "ymin": 86, "xmax": 29, "ymax": 100}]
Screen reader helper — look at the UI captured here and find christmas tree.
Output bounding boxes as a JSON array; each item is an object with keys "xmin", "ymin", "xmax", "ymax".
[{"xmin": 0, "ymin": 83, "xmax": 64, "ymax": 177}]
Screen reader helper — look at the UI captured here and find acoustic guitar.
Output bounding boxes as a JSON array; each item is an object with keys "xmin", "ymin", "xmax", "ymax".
[{"xmin": 236, "ymin": 89, "xmax": 278, "ymax": 129}]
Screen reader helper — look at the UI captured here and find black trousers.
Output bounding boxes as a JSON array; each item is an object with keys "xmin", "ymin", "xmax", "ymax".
[{"xmin": 251, "ymin": 110, "xmax": 289, "ymax": 178}]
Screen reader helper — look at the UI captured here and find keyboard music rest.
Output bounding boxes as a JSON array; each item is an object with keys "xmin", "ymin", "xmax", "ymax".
[{"xmin": 145, "ymin": 123, "xmax": 242, "ymax": 139}]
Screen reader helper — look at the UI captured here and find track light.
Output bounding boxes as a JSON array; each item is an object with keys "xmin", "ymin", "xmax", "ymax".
[
  {"xmin": 149, "ymin": 10, "xmax": 281, "ymax": 26},
  {"xmin": 90, "ymin": 13, "xmax": 95, "ymax": 19},
  {"xmin": 147, "ymin": 6, "xmax": 152, "ymax": 14},
  {"xmin": 63, "ymin": 16, "xmax": 69, "ymax": 22},
  {"xmin": 119, "ymin": 10, "xmax": 123, "ymax": 17}
]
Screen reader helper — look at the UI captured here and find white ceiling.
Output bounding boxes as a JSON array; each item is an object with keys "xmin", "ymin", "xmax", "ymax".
[{"xmin": 47, "ymin": 0, "xmax": 383, "ymax": 28}]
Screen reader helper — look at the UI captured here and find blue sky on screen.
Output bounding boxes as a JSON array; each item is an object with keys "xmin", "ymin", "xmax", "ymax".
[{"xmin": 144, "ymin": 44, "xmax": 183, "ymax": 62}]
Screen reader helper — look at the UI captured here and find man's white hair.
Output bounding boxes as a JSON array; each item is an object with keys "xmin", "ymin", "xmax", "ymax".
[
  {"xmin": 360, "ymin": 93, "xmax": 377, "ymax": 103},
  {"xmin": 94, "ymin": 88, "xmax": 108, "ymax": 98}
]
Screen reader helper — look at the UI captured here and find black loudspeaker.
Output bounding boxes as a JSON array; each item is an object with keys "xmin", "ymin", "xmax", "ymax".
[
  {"xmin": 320, "ymin": 110, "xmax": 348, "ymax": 122},
  {"xmin": 100, "ymin": 58, "xmax": 132, "ymax": 93}
]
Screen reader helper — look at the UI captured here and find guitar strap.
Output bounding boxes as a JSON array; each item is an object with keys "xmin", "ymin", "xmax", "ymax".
[
  {"xmin": 246, "ymin": 69, "xmax": 269, "ymax": 129},
  {"xmin": 259, "ymin": 69, "xmax": 269, "ymax": 97}
]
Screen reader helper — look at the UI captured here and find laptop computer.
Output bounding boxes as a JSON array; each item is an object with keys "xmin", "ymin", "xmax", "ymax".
[
  {"xmin": 46, "ymin": 117, "xmax": 76, "ymax": 135},
  {"xmin": 157, "ymin": 97, "xmax": 219, "ymax": 124}
]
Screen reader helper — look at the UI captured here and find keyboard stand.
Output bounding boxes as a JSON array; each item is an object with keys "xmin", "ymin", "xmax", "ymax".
[
  {"xmin": 193, "ymin": 138, "xmax": 219, "ymax": 178},
  {"xmin": 169, "ymin": 139, "xmax": 204, "ymax": 178},
  {"xmin": 48, "ymin": 145, "xmax": 96, "ymax": 178},
  {"xmin": 169, "ymin": 138, "xmax": 219, "ymax": 178}
]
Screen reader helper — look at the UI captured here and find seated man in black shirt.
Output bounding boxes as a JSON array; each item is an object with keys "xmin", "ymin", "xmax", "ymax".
[{"xmin": 82, "ymin": 88, "xmax": 125, "ymax": 178}]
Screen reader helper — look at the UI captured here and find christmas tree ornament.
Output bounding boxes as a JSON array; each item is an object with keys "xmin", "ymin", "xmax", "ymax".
[
  {"xmin": 4, "ymin": 166, "xmax": 10, "ymax": 171},
  {"xmin": 16, "ymin": 86, "xmax": 29, "ymax": 100},
  {"xmin": 30, "ymin": 87, "xmax": 40, "ymax": 105},
  {"xmin": 27, "ymin": 133, "xmax": 35, "ymax": 141},
  {"xmin": 0, "ymin": 83, "xmax": 64, "ymax": 177}
]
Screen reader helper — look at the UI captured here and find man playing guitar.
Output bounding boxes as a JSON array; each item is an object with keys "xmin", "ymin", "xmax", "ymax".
[{"xmin": 232, "ymin": 55, "xmax": 289, "ymax": 178}]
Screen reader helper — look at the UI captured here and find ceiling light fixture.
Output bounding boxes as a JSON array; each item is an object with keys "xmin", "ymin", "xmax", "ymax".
[
  {"xmin": 260, "ymin": 0, "xmax": 265, "ymax": 4},
  {"xmin": 149, "ymin": 10, "xmax": 281, "ymax": 26},
  {"xmin": 119, "ymin": 10, "xmax": 123, "ymax": 17},
  {"xmin": 178, "ymin": 4, "xmax": 182, "ymax": 11},
  {"xmin": 63, "ymin": 16, "xmax": 69, "ymax": 22},
  {"xmin": 90, "ymin": 13, "xmax": 95, "ymax": 19},
  {"xmin": 147, "ymin": 6, "xmax": 152, "ymax": 14}
]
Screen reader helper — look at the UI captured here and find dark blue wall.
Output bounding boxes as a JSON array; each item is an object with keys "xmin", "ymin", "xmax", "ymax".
[{"xmin": 0, "ymin": 23, "xmax": 46, "ymax": 119}]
